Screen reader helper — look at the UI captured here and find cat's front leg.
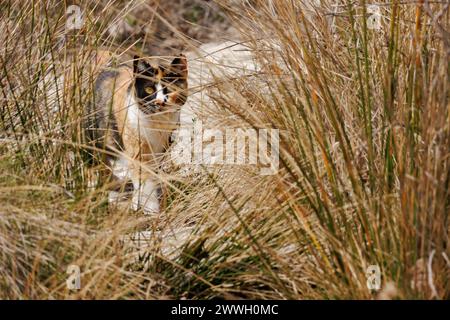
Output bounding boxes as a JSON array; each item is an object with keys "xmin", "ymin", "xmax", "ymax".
[{"xmin": 131, "ymin": 178, "xmax": 160, "ymax": 215}]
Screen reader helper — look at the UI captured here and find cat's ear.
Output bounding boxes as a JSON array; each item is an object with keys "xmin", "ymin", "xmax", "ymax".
[
  {"xmin": 133, "ymin": 55, "xmax": 153, "ymax": 75},
  {"xmin": 170, "ymin": 54, "xmax": 188, "ymax": 79}
]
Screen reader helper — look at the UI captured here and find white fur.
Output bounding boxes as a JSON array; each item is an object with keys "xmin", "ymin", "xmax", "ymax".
[
  {"xmin": 155, "ymin": 82, "xmax": 166, "ymax": 104},
  {"xmin": 125, "ymin": 90, "xmax": 147, "ymax": 136},
  {"xmin": 112, "ymin": 156, "xmax": 131, "ymax": 180},
  {"xmin": 131, "ymin": 179, "xmax": 160, "ymax": 215},
  {"xmin": 124, "ymin": 89, "xmax": 165, "ymax": 149}
]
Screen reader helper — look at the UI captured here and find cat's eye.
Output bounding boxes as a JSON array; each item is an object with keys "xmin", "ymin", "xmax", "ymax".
[{"xmin": 144, "ymin": 87, "xmax": 154, "ymax": 94}]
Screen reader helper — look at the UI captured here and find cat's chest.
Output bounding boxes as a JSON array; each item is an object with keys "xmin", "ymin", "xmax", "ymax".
[{"xmin": 124, "ymin": 90, "xmax": 167, "ymax": 153}]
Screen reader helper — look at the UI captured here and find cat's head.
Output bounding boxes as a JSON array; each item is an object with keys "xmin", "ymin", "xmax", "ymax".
[{"xmin": 133, "ymin": 54, "xmax": 188, "ymax": 114}]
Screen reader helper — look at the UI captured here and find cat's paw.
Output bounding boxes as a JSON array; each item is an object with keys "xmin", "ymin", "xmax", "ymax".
[
  {"xmin": 142, "ymin": 199, "xmax": 160, "ymax": 215},
  {"xmin": 108, "ymin": 191, "xmax": 121, "ymax": 204},
  {"xmin": 131, "ymin": 193, "xmax": 160, "ymax": 215}
]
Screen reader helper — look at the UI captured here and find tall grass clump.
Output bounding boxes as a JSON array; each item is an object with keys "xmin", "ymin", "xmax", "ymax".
[
  {"xmin": 192, "ymin": 0, "xmax": 448, "ymax": 298},
  {"xmin": 0, "ymin": 0, "xmax": 448, "ymax": 299}
]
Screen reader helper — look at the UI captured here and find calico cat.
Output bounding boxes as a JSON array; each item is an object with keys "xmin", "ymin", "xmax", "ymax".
[{"xmin": 86, "ymin": 50, "xmax": 188, "ymax": 214}]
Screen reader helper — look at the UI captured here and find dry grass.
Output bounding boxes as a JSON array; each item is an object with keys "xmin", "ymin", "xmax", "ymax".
[{"xmin": 0, "ymin": 0, "xmax": 448, "ymax": 299}]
